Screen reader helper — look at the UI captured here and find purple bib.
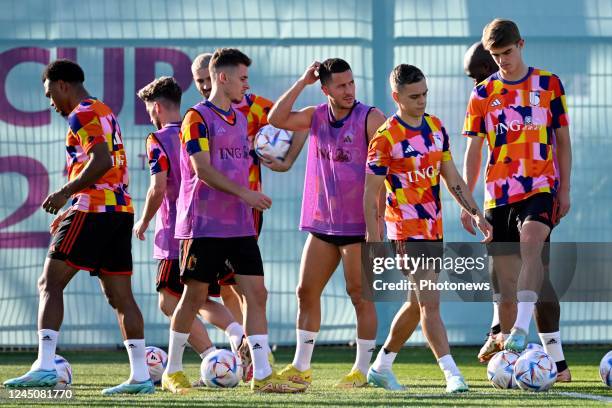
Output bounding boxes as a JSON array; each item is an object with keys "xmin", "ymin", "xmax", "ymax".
[
  {"xmin": 152, "ymin": 123, "xmax": 181, "ymax": 258},
  {"xmin": 300, "ymin": 101, "xmax": 373, "ymax": 235},
  {"xmin": 175, "ymin": 101, "xmax": 255, "ymax": 239}
]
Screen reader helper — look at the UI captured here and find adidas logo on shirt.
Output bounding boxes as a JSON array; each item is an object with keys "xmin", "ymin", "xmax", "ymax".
[
  {"xmin": 404, "ymin": 145, "xmax": 415, "ymax": 155},
  {"xmin": 490, "ymin": 98, "xmax": 502, "ymax": 107}
]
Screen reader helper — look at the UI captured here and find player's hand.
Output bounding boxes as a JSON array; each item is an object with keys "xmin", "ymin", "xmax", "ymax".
[
  {"xmin": 242, "ymin": 190, "xmax": 272, "ymax": 211},
  {"xmin": 299, "ymin": 61, "xmax": 321, "ymax": 86},
  {"xmin": 49, "ymin": 210, "xmax": 69, "ymax": 235},
  {"xmin": 133, "ymin": 219, "xmax": 149, "ymax": 241},
  {"xmin": 42, "ymin": 189, "xmax": 69, "ymax": 215},
  {"xmin": 556, "ymin": 188, "xmax": 571, "ymax": 220},
  {"xmin": 473, "ymin": 213, "xmax": 493, "ymax": 243},
  {"xmin": 260, "ymin": 153, "xmax": 290, "ymax": 172},
  {"xmin": 460, "ymin": 209, "xmax": 476, "ymax": 235}
]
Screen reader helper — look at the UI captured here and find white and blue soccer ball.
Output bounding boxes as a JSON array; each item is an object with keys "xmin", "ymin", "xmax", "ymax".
[
  {"xmin": 201, "ymin": 349, "xmax": 242, "ymax": 388},
  {"xmin": 600, "ymin": 350, "xmax": 612, "ymax": 388},
  {"xmin": 487, "ymin": 350, "xmax": 520, "ymax": 389},
  {"xmin": 145, "ymin": 346, "xmax": 167, "ymax": 385},
  {"xmin": 522, "ymin": 343, "xmax": 544, "ymax": 354},
  {"xmin": 513, "ymin": 350, "xmax": 557, "ymax": 392},
  {"xmin": 54, "ymin": 354, "xmax": 72, "ymax": 385},
  {"xmin": 254, "ymin": 125, "xmax": 293, "ymax": 161}
]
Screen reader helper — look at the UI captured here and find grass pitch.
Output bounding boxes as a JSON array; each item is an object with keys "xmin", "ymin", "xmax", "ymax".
[{"xmin": 0, "ymin": 346, "xmax": 610, "ymax": 407}]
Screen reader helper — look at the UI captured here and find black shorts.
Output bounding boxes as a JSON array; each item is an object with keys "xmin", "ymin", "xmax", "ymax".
[
  {"xmin": 311, "ymin": 232, "xmax": 365, "ymax": 247},
  {"xmin": 207, "ymin": 260, "xmax": 237, "ymax": 298},
  {"xmin": 48, "ymin": 210, "xmax": 133, "ymax": 276},
  {"xmin": 179, "ymin": 236, "xmax": 264, "ymax": 285},
  {"xmin": 156, "ymin": 259, "xmax": 183, "ymax": 298},
  {"xmin": 485, "ymin": 192, "xmax": 556, "ymax": 249}
]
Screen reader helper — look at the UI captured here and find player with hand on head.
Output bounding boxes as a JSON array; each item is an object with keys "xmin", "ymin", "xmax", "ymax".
[
  {"xmin": 364, "ymin": 64, "xmax": 492, "ymax": 393},
  {"xmin": 268, "ymin": 58, "xmax": 387, "ymax": 389}
]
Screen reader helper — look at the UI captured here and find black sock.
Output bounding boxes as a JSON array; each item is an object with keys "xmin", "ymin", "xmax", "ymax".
[
  {"xmin": 490, "ymin": 324, "xmax": 501, "ymax": 335},
  {"xmin": 556, "ymin": 360, "xmax": 568, "ymax": 372}
]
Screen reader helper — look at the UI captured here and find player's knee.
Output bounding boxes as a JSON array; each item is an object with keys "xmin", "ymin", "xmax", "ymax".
[
  {"xmin": 419, "ymin": 302, "xmax": 440, "ymax": 317},
  {"xmin": 346, "ymin": 285, "xmax": 363, "ymax": 307},
  {"xmin": 296, "ymin": 283, "xmax": 317, "ymax": 303},
  {"xmin": 158, "ymin": 296, "xmax": 176, "ymax": 317},
  {"xmin": 248, "ymin": 285, "xmax": 267, "ymax": 307},
  {"xmin": 37, "ymin": 274, "xmax": 60, "ymax": 295}
]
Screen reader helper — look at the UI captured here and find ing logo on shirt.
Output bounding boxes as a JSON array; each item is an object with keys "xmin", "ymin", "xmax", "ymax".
[{"xmin": 316, "ymin": 147, "xmax": 352, "ymax": 163}]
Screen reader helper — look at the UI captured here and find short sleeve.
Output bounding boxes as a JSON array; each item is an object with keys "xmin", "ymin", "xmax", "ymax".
[
  {"xmin": 441, "ymin": 126, "xmax": 452, "ymax": 162},
  {"xmin": 68, "ymin": 110, "xmax": 106, "ymax": 153},
  {"xmin": 180, "ymin": 109, "xmax": 209, "ymax": 155},
  {"xmin": 146, "ymin": 134, "xmax": 169, "ymax": 175},
  {"xmin": 462, "ymin": 87, "xmax": 487, "ymax": 138},
  {"xmin": 366, "ymin": 130, "xmax": 393, "ymax": 176},
  {"xmin": 550, "ymin": 75, "xmax": 569, "ymax": 129}
]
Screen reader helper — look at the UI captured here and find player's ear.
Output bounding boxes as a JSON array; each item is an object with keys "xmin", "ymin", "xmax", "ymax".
[
  {"xmin": 391, "ymin": 90, "xmax": 400, "ymax": 104},
  {"xmin": 517, "ymin": 39, "xmax": 525, "ymax": 50},
  {"xmin": 321, "ymin": 84, "xmax": 329, "ymax": 96}
]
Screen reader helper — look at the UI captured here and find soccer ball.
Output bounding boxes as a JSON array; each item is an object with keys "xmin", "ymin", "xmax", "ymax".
[
  {"xmin": 487, "ymin": 350, "xmax": 520, "ymax": 389},
  {"xmin": 145, "ymin": 346, "xmax": 167, "ymax": 385},
  {"xmin": 201, "ymin": 349, "xmax": 242, "ymax": 388},
  {"xmin": 54, "ymin": 355, "xmax": 72, "ymax": 385},
  {"xmin": 600, "ymin": 350, "xmax": 612, "ymax": 387},
  {"xmin": 513, "ymin": 350, "xmax": 557, "ymax": 392},
  {"xmin": 254, "ymin": 125, "xmax": 293, "ymax": 161},
  {"xmin": 522, "ymin": 343, "xmax": 544, "ymax": 354}
]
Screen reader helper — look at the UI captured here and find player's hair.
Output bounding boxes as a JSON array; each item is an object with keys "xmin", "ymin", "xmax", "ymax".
[
  {"xmin": 137, "ymin": 76, "xmax": 182, "ymax": 106},
  {"xmin": 209, "ymin": 48, "xmax": 251, "ymax": 72},
  {"xmin": 389, "ymin": 64, "xmax": 425, "ymax": 91},
  {"xmin": 318, "ymin": 58, "xmax": 352, "ymax": 85},
  {"xmin": 191, "ymin": 52, "xmax": 213, "ymax": 73},
  {"xmin": 41, "ymin": 59, "xmax": 85, "ymax": 84},
  {"xmin": 482, "ymin": 19, "xmax": 522, "ymax": 50}
]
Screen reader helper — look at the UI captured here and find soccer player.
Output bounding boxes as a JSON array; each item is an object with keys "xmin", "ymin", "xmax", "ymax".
[
  {"xmin": 364, "ymin": 64, "xmax": 492, "ymax": 393},
  {"xmin": 134, "ymin": 76, "xmax": 244, "ymax": 379},
  {"xmin": 268, "ymin": 58, "xmax": 387, "ymax": 389},
  {"xmin": 463, "ymin": 41, "xmax": 572, "ymax": 381},
  {"xmin": 161, "ymin": 48, "xmax": 305, "ymax": 394},
  {"xmin": 3, "ymin": 60, "xmax": 154, "ymax": 395},
  {"xmin": 461, "ymin": 19, "xmax": 572, "ymax": 356}
]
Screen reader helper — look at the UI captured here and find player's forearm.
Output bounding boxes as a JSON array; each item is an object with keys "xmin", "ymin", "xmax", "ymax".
[
  {"xmin": 268, "ymin": 79, "xmax": 306, "ymax": 127},
  {"xmin": 139, "ymin": 186, "xmax": 165, "ymax": 224},
  {"xmin": 443, "ymin": 163, "xmax": 483, "ymax": 218},
  {"xmin": 462, "ymin": 141, "xmax": 482, "ymax": 193},
  {"xmin": 282, "ymin": 130, "xmax": 308, "ymax": 170},
  {"xmin": 195, "ymin": 162, "xmax": 249, "ymax": 200},
  {"xmin": 555, "ymin": 130, "xmax": 572, "ymax": 192},
  {"xmin": 61, "ymin": 152, "xmax": 112, "ymax": 197},
  {"xmin": 364, "ymin": 182, "xmax": 383, "ymax": 241}
]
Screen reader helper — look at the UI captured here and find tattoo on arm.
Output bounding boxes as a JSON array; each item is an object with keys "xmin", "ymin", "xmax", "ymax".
[{"xmin": 451, "ymin": 184, "xmax": 477, "ymax": 215}]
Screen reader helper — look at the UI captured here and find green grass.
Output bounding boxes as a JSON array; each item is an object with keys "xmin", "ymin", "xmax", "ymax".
[{"xmin": 0, "ymin": 346, "xmax": 610, "ymax": 407}]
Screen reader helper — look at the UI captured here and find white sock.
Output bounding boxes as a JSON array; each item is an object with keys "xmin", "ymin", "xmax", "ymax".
[
  {"xmin": 514, "ymin": 290, "xmax": 538, "ymax": 332},
  {"xmin": 225, "ymin": 322, "xmax": 245, "ymax": 354},
  {"xmin": 166, "ymin": 330, "xmax": 189, "ymax": 375},
  {"xmin": 352, "ymin": 338, "xmax": 376, "ymax": 374},
  {"xmin": 292, "ymin": 329, "xmax": 318, "ymax": 371},
  {"xmin": 247, "ymin": 334, "xmax": 273, "ymax": 380},
  {"xmin": 491, "ymin": 293, "xmax": 501, "ymax": 329},
  {"xmin": 199, "ymin": 346, "xmax": 216, "ymax": 360},
  {"xmin": 437, "ymin": 354, "xmax": 461, "ymax": 381},
  {"xmin": 372, "ymin": 347, "xmax": 397, "ymax": 372},
  {"xmin": 539, "ymin": 331, "xmax": 565, "ymax": 362},
  {"xmin": 124, "ymin": 339, "xmax": 149, "ymax": 382},
  {"xmin": 34, "ymin": 329, "xmax": 59, "ymax": 370}
]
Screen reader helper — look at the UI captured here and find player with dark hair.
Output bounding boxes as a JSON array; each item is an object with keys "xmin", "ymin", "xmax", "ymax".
[
  {"xmin": 3, "ymin": 60, "xmax": 154, "ymax": 395},
  {"xmin": 268, "ymin": 58, "xmax": 387, "ymax": 389},
  {"xmin": 364, "ymin": 64, "xmax": 491, "ymax": 393}
]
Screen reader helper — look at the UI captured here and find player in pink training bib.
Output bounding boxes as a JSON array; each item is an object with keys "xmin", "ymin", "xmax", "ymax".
[{"xmin": 267, "ymin": 58, "xmax": 387, "ymax": 389}]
